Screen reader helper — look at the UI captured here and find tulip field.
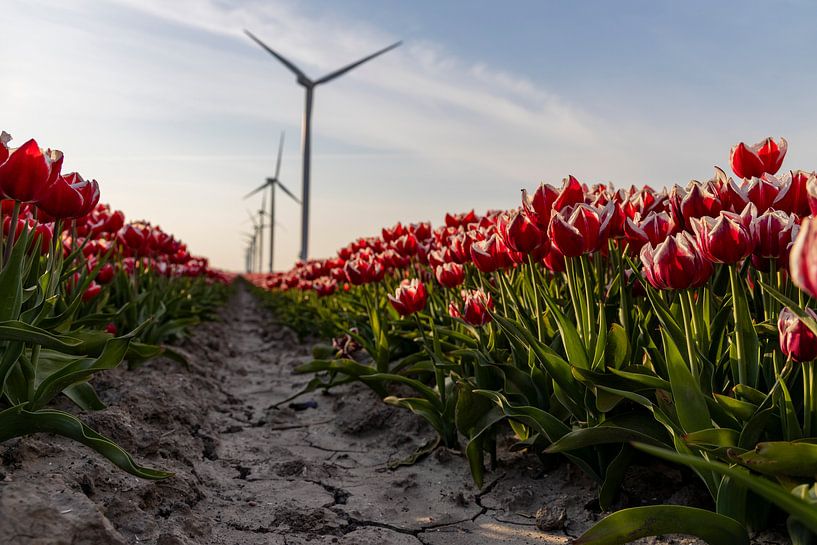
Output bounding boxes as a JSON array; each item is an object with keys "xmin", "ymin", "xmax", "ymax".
[
  {"xmin": 247, "ymin": 137, "xmax": 817, "ymax": 544},
  {"xmin": 0, "ymin": 132, "xmax": 230, "ymax": 480}
]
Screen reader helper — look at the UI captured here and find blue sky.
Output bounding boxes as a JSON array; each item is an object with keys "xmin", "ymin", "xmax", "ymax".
[{"xmin": 2, "ymin": 0, "xmax": 817, "ymax": 270}]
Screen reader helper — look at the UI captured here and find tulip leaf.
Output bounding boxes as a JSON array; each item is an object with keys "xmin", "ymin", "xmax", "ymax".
[
  {"xmin": 662, "ymin": 330, "xmax": 710, "ymax": 433},
  {"xmin": 683, "ymin": 428, "xmax": 739, "ymax": 449},
  {"xmin": 0, "ymin": 405, "xmax": 172, "ymax": 480},
  {"xmin": 545, "ymin": 412, "xmax": 668, "ymax": 453},
  {"xmin": 635, "ymin": 442, "xmax": 817, "ymax": 535},
  {"xmin": 736, "ymin": 441, "xmax": 817, "ymax": 477},
  {"xmin": 63, "ymin": 382, "xmax": 106, "ymax": 411},
  {"xmin": 540, "ymin": 288, "xmax": 589, "ymax": 369},
  {"xmin": 573, "ymin": 504, "xmax": 748, "ymax": 545},
  {"xmin": 605, "ymin": 323, "xmax": 629, "ymax": 370}
]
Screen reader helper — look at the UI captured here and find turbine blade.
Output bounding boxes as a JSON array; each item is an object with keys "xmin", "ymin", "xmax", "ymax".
[
  {"xmin": 315, "ymin": 41, "xmax": 402, "ymax": 85},
  {"xmin": 245, "ymin": 30, "xmax": 310, "ymax": 82},
  {"xmin": 275, "ymin": 180, "xmax": 301, "ymax": 203},
  {"xmin": 274, "ymin": 131, "xmax": 285, "ymax": 180},
  {"xmin": 243, "ymin": 182, "xmax": 269, "ymax": 199}
]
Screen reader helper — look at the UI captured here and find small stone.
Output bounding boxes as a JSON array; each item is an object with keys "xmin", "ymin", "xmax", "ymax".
[{"xmin": 535, "ymin": 504, "xmax": 567, "ymax": 531}]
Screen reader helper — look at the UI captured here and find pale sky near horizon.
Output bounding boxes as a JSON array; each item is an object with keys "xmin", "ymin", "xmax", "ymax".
[{"xmin": 2, "ymin": 0, "xmax": 817, "ymax": 271}]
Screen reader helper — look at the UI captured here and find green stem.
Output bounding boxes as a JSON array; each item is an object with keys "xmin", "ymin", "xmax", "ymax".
[
  {"xmin": 679, "ymin": 291, "xmax": 699, "ymax": 377},
  {"xmin": 729, "ymin": 266, "xmax": 747, "ymax": 386}
]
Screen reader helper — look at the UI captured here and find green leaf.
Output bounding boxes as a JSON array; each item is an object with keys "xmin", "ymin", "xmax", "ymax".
[
  {"xmin": 662, "ymin": 330, "xmax": 710, "ymax": 433},
  {"xmin": 541, "ymin": 288, "xmax": 590, "ymax": 369},
  {"xmin": 546, "ymin": 413, "xmax": 668, "ymax": 453},
  {"xmin": 605, "ymin": 323, "xmax": 629, "ymax": 370},
  {"xmin": 63, "ymin": 382, "xmax": 106, "ymax": 411},
  {"xmin": 683, "ymin": 428, "xmax": 739, "ymax": 449},
  {"xmin": 636, "ymin": 442, "xmax": 817, "ymax": 535},
  {"xmin": 737, "ymin": 441, "xmax": 817, "ymax": 477},
  {"xmin": 0, "ymin": 405, "xmax": 171, "ymax": 480},
  {"xmin": 573, "ymin": 505, "xmax": 748, "ymax": 545}
]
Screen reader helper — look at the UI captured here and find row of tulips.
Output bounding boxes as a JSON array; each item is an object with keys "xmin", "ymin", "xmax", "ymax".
[
  {"xmin": 0, "ymin": 131, "xmax": 231, "ymax": 479},
  {"xmin": 249, "ymin": 136, "xmax": 817, "ymax": 544}
]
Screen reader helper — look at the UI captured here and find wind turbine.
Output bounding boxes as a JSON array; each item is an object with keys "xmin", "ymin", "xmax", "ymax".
[
  {"xmin": 245, "ymin": 30, "xmax": 402, "ymax": 261},
  {"xmin": 244, "ymin": 132, "xmax": 300, "ymax": 272}
]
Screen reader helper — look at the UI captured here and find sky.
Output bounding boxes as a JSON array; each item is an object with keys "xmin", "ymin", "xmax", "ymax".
[{"xmin": 2, "ymin": 0, "xmax": 817, "ymax": 271}]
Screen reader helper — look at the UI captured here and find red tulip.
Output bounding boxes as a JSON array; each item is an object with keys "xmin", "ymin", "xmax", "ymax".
[
  {"xmin": 752, "ymin": 210, "xmax": 797, "ymax": 261},
  {"xmin": 774, "ymin": 170, "xmax": 813, "ymax": 217},
  {"xmin": 548, "ymin": 203, "xmax": 603, "ymax": 257},
  {"xmin": 37, "ymin": 173, "xmax": 100, "ymax": 220},
  {"xmin": 790, "ymin": 217, "xmax": 817, "ymax": 299},
  {"xmin": 692, "ymin": 211, "xmax": 754, "ymax": 264},
  {"xmin": 96, "ymin": 263, "xmax": 115, "ymax": 284},
  {"xmin": 0, "ymin": 131, "xmax": 10, "ymax": 164},
  {"xmin": 82, "ymin": 282, "xmax": 102, "ymax": 302},
  {"xmin": 522, "ymin": 183, "xmax": 558, "ymax": 228},
  {"xmin": 435, "ymin": 262, "xmax": 465, "ymax": 288},
  {"xmin": 388, "ymin": 278, "xmax": 428, "ymax": 316},
  {"xmin": 552, "ymin": 175, "xmax": 585, "ymax": 211},
  {"xmin": 778, "ymin": 307, "xmax": 817, "ymax": 363},
  {"xmin": 670, "ymin": 182, "xmax": 723, "ymax": 228},
  {"xmin": 105, "ymin": 322, "xmax": 118, "ymax": 335},
  {"xmin": 0, "ymin": 139, "xmax": 60, "ymax": 203},
  {"xmin": 807, "ymin": 173, "xmax": 817, "ymax": 216},
  {"xmin": 392, "ymin": 233, "xmax": 418, "ymax": 257},
  {"xmin": 640, "ymin": 232, "xmax": 713, "ymax": 290},
  {"xmin": 382, "ymin": 222, "xmax": 406, "ymax": 243},
  {"xmin": 470, "ymin": 233, "xmax": 509, "ymax": 273},
  {"xmin": 623, "ymin": 211, "xmax": 675, "ymax": 253},
  {"xmin": 314, "ymin": 278, "xmax": 337, "ymax": 297},
  {"xmin": 501, "ymin": 209, "xmax": 545, "ymax": 254},
  {"xmin": 450, "ymin": 289, "xmax": 493, "ymax": 327},
  {"xmin": 730, "ymin": 137, "xmax": 787, "ymax": 180},
  {"xmin": 344, "ymin": 254, "xmax": 384, "ymax": 285}
]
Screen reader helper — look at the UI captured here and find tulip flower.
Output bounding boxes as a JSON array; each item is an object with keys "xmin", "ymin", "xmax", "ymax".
[
  {"xmin": 450, "ymin": 289, "xmax": 494, "ymax": 327},
  {"xmin": 692, "ymin": 211, "xmax": 754, "ymax": 265},
  {"xmin": 470, "ymin": 233, "xmax": 510, "ymax": 273},
  {"xmin": 82, "ymin": 282, "xmax": 102, "ymax": 302},
  {"xmin": 0, "ymin": 139, "xmax": 61, "ymax": 203},
  {"xmin": 344, "ymin": 254, "xmax": 385, "ymax": 285},
  {"xmin": 730, "ymin": 137, "xmax": 787, "ymax": 180},
  {"xmin": 382, "ymin": 222, "xmax": 406, "ymax": 243},
  {"xmin": 807, "ymin": 173, "xmax": 817, "ymax": 217},
  {"xmin": 391, "ymin": 233, "xmax": 418, "ymax": 257},
  {"xmin": 552, "ymin": 175, "xmax": 585, "ymax": 211},
  {"xmin": 640, "ymin": 232, "xmax": 713, "ymax": 290},
  {"xmin": 548, "ymin": 203, "xmax": 604, "ymax": 257},
  {"xmin": 623, "ymin": 211, "xmax": 675, "ymax": 253},
  {"xmin": 669, "ymin": 182, "xmax": 723, "ymax": 229},
  {"xmin": 0, "ymin": 131, "xmax": 10, "ymax": 163},
  {"xmin": 774, "ymin": 170, "xmax": 812, "ymax": 217},
  {"xmin": 778, "ymin": 307, "xmax": 817, "ymax": 363},
  {"xmin": 105, "ymin": 322, "xmax": 118, "ymax": 335},
  {"xmin": 522, "ymin": 183, "xmax": 558, "ymax": 228},
  {"xmin": 314, "ymin": 278, "xmax": 337, "ymax": 297},
  {"xmin": 388, "ymin": 279, "xmax": 428, "ymax": 316},
  {"xmin": 501, "ymin": 209, "xmax": 546, "ymax": 254},
  {"xmin": 752, "ymin": 210, "xmax": 797, "ymax": 262},
  {"xmin": 37, "ymin": 173, "xmax": 100, "ymax": 220},
  {"xmin": 790, "ymin": 217, "xmax": 817, "ymax": 300},
  {"xmin": 435, "ymin": 262, "xmax": 465, "ymax": 288}
]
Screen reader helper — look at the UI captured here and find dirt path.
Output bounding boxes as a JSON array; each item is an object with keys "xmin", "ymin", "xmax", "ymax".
[{"xmin": 2, "ymin": 285, "xmax": 773, "ymax": 545}]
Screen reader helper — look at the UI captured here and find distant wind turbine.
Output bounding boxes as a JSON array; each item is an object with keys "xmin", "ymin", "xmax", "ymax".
[
  {"xmin": 244, "ymin": 132, "xmax": 300, "ymax": 273},
  {"xmin": 245, "ymin": 30, "xmax": 402, "ymax": 261}
]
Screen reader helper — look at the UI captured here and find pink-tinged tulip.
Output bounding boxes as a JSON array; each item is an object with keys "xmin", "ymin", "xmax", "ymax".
[
  {"xmin": 388, "ymin": 278, "xmax": 428, "ymax": 316},
  {"xmin": 623, "ymin": 211, "xmax": 675, "ymax": 253},
  {"xmin": 790, "ymin": 217, "xmax": 817, "ymax": 299},
  {"xmin": 435, "ymin": 262, "xmax": 465, "ymax": 288},
  {"xmin": 730, "ymin": 137, "xmax": 787, "ymax": 179},
  {"xmin": 552, "ymin": 175, "xmax": 585, "ymax": 211},
  {"xmin": 522, "ymin": 183, "xmax": 559, "ymax": 228},
  {"xmin": 728, "ymin": 175, "xmax": 782, "ymax": 214},
  {"xmin": 501, "ymin": 209, "xmax": 546, "ymax": 254},
  {"xmin": 778, "ymin": 307, "xmax": 817, "ymax": 363},
  {"xmin": 450, "ymin": 289, "xmax": 493, "ymax": 327},
  {"xmin": 548, "ymin": 203, "xmax": 603, "ymax": 257},
  {"xmin": 752, "ymin": 210, "xmax": 798, "ymax": 261},
  {"xmin": 0, "ymin": 139, "xmax": 59, "ymax": 203},
  {"xmin": 640, "ymin": 232, "xmax": 713, "ymax": 290},
  {"xmin": 692, "ymin": 211, "xmax": 754, "ymax": 264}
]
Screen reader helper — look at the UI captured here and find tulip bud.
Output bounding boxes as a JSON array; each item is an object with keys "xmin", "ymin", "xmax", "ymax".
[
  {"xmin": 501, "ymin": 209, "xmax": 545, "ymax": 254},
  {"xmin": 548, "ymin": 204, "xmax": 602, "ymax": 257},
  {"xmin": 640, "ymin": 232, "xmax": 713, "ymax": 290},
  {"xmin": 778, "ymin": 307, "xmax": 817, "ymax": 363},
  {"xmin": 552, "ymin": 175, "xmax": 585, "ymax": 211},
  {"xmin": 388, "ymin": 278, "xmax": 428, "ymax": 316},
  {"xmin": 790, "ymin": 217, "xmax": 817, "ymax": 299},
  {"xmin": 451, "ymin": 289, "xmax": 494, "ymax": 327},
  {"xmin": 692, "ymin": 211, "xmax": 754, "ymax": 264},
  {"xmin": 730, "ymin": 137, "xmax": 787, "ymax": 180},
  {"xmin": 0, "ymin": 139, "xmax": 59, "ymax": 203},
  {"xmin": 435, "ymin": 262, "xmax": 465, "ymax": 288}
]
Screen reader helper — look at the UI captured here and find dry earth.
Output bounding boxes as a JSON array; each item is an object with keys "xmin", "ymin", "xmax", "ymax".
[{"xmin": 0, "ymin": 285, "xmax": 790, "ymax": 544}]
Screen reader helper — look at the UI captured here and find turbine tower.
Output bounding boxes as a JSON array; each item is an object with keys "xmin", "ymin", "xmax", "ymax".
[
  {"xmin": 245, "ymin": 30, "xmax": 401, "ymax": 261},
  {"xmin": 244, "ymin": 132, "xmax": 300, "ymax": 272}
]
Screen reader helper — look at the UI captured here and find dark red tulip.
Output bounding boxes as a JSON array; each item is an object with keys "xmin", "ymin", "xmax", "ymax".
[
  {"xmin": 470, "ymin": 234, "xmax": 509, "ymax": 273},
  {"xmin": 392, "ymin": 233, "xmax": 418, "ymax": 257},
  {"xmin": 692, "ymin": 211, "xmax": 754, "ymax": 264},
  {"xmin": 0, "ymin": 139, "xmax": 59, "ymax": 203},
  {"xmin": 548, "ymin": 204, "xmax": 603, "ymax": 257},
  {"xmin": 105, "ymin": 322, "xmax": 118, "ymax": 335},
  {"xmin": 778, "ymin": 307, "xmax": 817, "ymax": 363},
  {"xmin": 640, "ymin": 232, "xmax": 713, "ymax": 290},
  {"xmin": 382, "ymin": 222, "xmax": 406, "ymax": 243},
  {"xmin": 774, "ymin": 170, "xmax": 812, "ymax": 217},
  {"xmin": 523, "ymin": 183, "xmax": 559, "ymax": 228},
  {"xmin": 450, "ymin": 289, "xmax": 493, "ymax": 327},
  {"xmin": 37, "ymin": 173, "xmax": 100, "ymax": 220},
  {"xmin": 344, "ymin": 254, "xmax": 384, "ymax": 285},
  {"xmin": 552, "ymin": 175, "xmax": 585, "ymax": 211},
  {"xmin": 501, "ymin": 209, "xmax": 545, "ymax": 254},
  {"xmin": 388, "ymin": 279, "xmax": 427, "ymax": 316},
  {"xmin": 671, "ymin": 182, "xmax": 723, "ymax": 228},
  {"xmin": 541, "ymin": 245, "xmax": 566, "ymax": 273},
  {"xmin": 435, "ymin": 262, "xmax": 465, "ymax": 288},
  {"xmin": 623, "ymin": 211, "xmax": 675, "ymax": 253},
  {"xmin": 96, "ymin": 263, "xmax": 115, "ymax": 284},
  {"xmin": 82, "ymin": 282, "xmax": 102, "ymax": 302},
  {"xmin": 730, "ymin": 137, "xmax": 787, "ymax": 180},
  {"xmin": 752, "ymin": 210, "xmax": 797, "ymax": 261},
  {"xmin": 314, "ymin": 278, "xmax": 337, "ymax": 297}
]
